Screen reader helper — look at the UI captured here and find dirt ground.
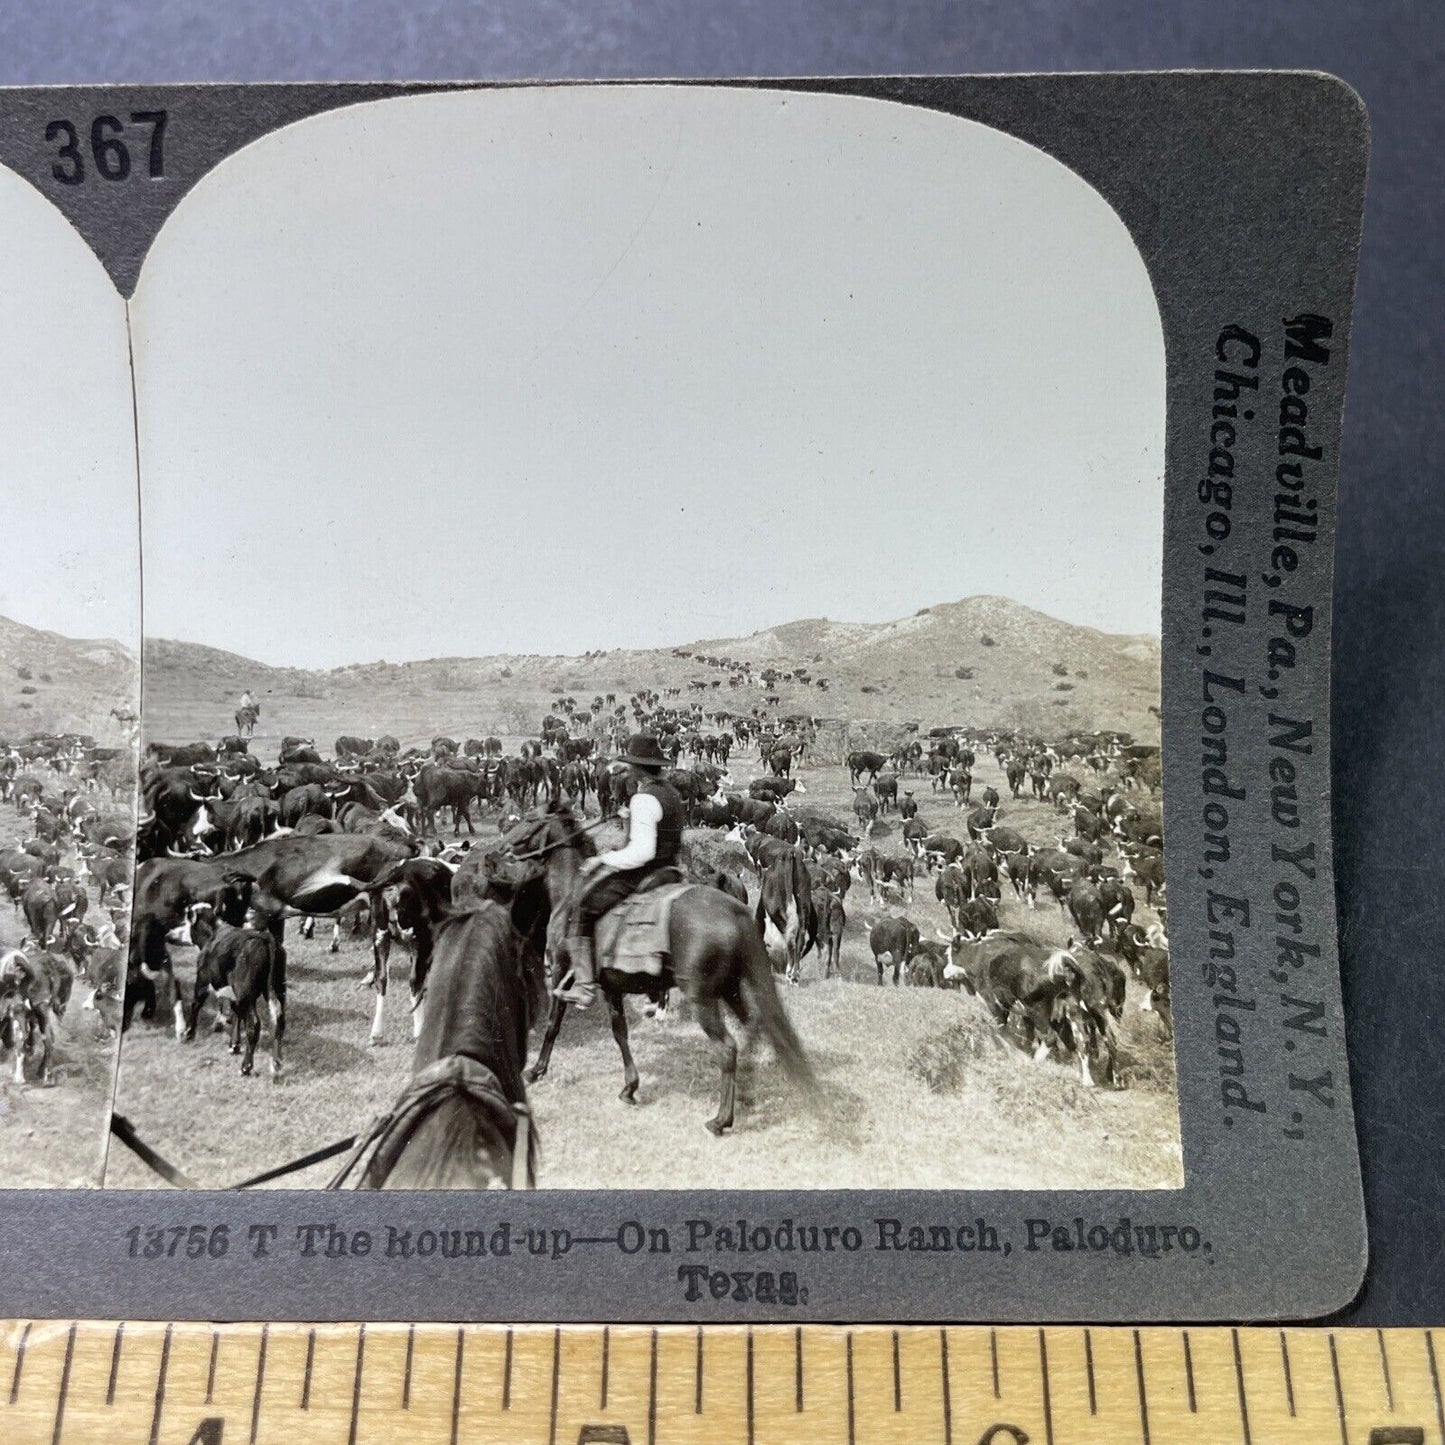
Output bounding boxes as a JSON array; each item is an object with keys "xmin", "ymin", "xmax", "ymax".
[
  {"xmin": 0, "ymin": 798, "xmax": 119, "ymax": 1188},
  {"xmin": 107, "ymin": 745, "xmax": 1180, "ymax": 1192}
]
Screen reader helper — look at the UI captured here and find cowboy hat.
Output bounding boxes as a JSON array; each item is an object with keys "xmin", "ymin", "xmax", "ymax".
[{"xmin": 618, "ymin": 734, "xmax": 668, "ymax": 770}]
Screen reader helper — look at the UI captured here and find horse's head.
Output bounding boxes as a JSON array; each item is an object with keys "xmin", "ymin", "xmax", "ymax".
[{"xmin": 493, "ymin": 802, "xmax": 596, "ymax": 871}]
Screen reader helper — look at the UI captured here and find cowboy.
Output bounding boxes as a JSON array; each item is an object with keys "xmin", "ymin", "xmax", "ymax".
[
  {"xmin": 552, "ymin": 733, "xmax": 685, "ymax": 1008},
  {"xmin": 240, "ymin": 689, "xmax": 255, "ymax": 712}
]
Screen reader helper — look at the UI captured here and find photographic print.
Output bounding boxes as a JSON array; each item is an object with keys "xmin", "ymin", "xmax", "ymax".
[
  {"xmin": 105, "ymin": 86, "xmax": 1177, "ymax": 1191},
  {"xmin": 0, "ymin": 164, "xmax": 139, "ymax": 1185}
]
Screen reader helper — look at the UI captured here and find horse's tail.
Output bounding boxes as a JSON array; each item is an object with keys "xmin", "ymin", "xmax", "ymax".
[{"xmin": 738, "ymin": 925, "xmax": 818, "ymax": 1099}]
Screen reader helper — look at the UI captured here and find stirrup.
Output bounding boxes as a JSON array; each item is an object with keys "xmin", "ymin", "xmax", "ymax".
[{"xmin": 552, "ymin": 975, "xmax": 597, "ymax": 1008}]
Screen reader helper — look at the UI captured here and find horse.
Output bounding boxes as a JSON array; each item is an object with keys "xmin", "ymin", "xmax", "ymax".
[
  {"xmin": 235, "ymin": 702, "xmax": 260, "ymax": 739},
  {"xmin": 491, "ymin": 803, "xmax": 817, "ymax": 1135},
  {"xmin": 330, "ymin": 862, "xmax": 546, "ymax": 1189}
]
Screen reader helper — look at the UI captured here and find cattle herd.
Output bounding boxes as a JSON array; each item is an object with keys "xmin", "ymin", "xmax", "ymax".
[
  {"xmin": 0, "ymin": 680, "xmax": 1171, "ymax": 1185},
  {"xmin": 0, "ymin": 732, "xmax": 130, "ymax": 1088}
]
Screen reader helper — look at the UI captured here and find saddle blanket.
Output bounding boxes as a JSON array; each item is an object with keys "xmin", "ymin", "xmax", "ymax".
[{"xmin": 596, "ymin": 883, "xmax": 695, "ymax": 977}]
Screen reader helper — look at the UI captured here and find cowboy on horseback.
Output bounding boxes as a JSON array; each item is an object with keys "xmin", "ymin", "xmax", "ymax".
[{"xmin": 552, "ymin": 733, "xmax": 685, "ymax": 1009}]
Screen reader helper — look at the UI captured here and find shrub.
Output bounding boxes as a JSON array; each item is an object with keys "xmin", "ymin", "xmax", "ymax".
[
  {"xmin": 18, "ymin": 685, "xmax": 36, "ymax": 695},
  {"xmin": 15, "ymin": 665, "xmax": 31, "ymax": 680},
  {"xmin": 1054, "ymin": 681, "xmax": 1074, "ymax": 692},
  {"xmin": 980, "ymin": 635, "xmax": 996, "ymax": 648},
  {"xmin": 1052, "ymin": 662, "xmax": 1068, "ymax": 677},
  {"xmin": 954, "ymin": 666, "xmax": 975, "ymax": 680}
]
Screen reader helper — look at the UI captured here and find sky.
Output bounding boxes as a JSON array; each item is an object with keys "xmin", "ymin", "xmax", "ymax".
[
  {"xmin": 130, "ymin": 84, "xmax": 1164, "ymax": 671},
  {"xmin": 0, "ymin": 166, "xmax": 139, "ymax": 644}
]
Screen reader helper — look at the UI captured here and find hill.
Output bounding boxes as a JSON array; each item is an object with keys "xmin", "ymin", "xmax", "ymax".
[
  {"xmin": 0, "ymin": 615, "xmax": 137, "ymax": 739},
  {"xmin": 142, "ymin": 596, "xmax": 1159, "ymax": 749}
]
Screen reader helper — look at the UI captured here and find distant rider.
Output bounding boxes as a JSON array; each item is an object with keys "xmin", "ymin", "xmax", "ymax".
[{"xmin": 552, "ymin": 734, "xmax": 685, "ymax": 1009}]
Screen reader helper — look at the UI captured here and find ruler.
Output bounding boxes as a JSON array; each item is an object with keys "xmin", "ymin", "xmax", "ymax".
[{"xmin": 3, "ymin": 1322, "xmax": 1443, "ymax": 1445}]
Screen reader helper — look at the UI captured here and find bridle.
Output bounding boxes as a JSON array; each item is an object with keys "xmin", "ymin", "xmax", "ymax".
[{"xmin": 496, "ymin": 813, "xmax": 609, "ymax": 865}]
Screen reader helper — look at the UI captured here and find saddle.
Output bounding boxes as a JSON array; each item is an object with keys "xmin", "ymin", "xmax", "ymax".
[{"xmin": 594, "ymin": 870, "xmax": 693, "ymax": 978}]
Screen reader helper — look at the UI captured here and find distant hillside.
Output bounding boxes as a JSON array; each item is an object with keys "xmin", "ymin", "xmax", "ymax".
[
  {"xmin": 0, "ymin": 615, "xmax": 137, "ymax": 739},
  {"xmin": 143, "ymin": 596, "xmax": 1160, "ymax": 749}
]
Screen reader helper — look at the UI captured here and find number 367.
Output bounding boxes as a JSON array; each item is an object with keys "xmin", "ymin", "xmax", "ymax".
[{"xmin": 45, "ymin": 110, "xmax": 167, "ymax": 185}]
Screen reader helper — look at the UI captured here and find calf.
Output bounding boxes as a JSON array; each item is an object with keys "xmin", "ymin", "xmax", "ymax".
[
  {"xmin": 868, "ymin": 916, "xmax": 918, "ymax": 986},
  {"xmin": 812, "ymin": 887, "xmax": 846, "ymax": 979},
  {"xmin": 184, "ymin": 910, "xmax": 287, "ymax": 1076}
]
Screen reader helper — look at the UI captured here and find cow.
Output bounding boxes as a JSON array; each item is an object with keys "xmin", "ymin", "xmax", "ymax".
[
  {"xmin": 941, "ymin": 931, "xmax": 1100, "ymax": 1083},
  {"xmin": 852, "ymin": 788, "xmax": 880, "ymax": 836},
  {"xmin": 965, "ymin": 803, "xmax": 998, "ymax": 840},
  {"xmin": 749, "ymin": 777, "xmax": 803, "ymax": 803},
  {"xmin": 413, "ymin": 763, "xmax": 484, "ymax": 837},
  {"xmin": 980, "ymin": 785, "xmax": 1000, "ymax": 811},
  {"xmin": 1024, "ymin": 849, "xmax": 1085, "ymax": 912},
  {"xmin": 1120, "ymin": 847, "xmax": 1165, "ymax": 905},
  {"xmin": 1066, "ymin": 879, "xmax": 1107, "ymax": 946},
  {"xmin": 1096, "ymin": 877, "xmax": 1135, "ymax": 941},
  {"xmin": 755, "ymin": 848, "xmax": 816, "ymax": 984},
  {"xmin": 873, "ymin": 772, "xmax": 899, "ymax": 814},
  {"xmin": 148, "ymin": 741, "xmax": 216, "ymax": 769},
  {"xmin": 947, "ymin": 767, "xmax": 973, "ymax": 808},
  {"xmin": 21, "ymin": 878, "xmax": 59, "ymax": 947},
  {"xmin": 279, "ymin": 738, "xmax": 322, "ymax": 765},
  {"xmin": 935, "ymin": 863, "xmax": 968, "ymax": 929},
  {"xmin": 898, "ymin": 790, "xmax": 918, "ymax": 821},
  {"xmin": 1005, "ymin": 759, "xmax": 1027, "ymax": 797},
  {"xmin": 812, "ymin": 887, "xmax": 846, "ymax": 979},
  {"xmin": 184, "ymin": 909, "xmax": 287, "ymax": 1076},
  {"xmin": 868, "ymin": 916, "xmax": 918, "ymax": 986},
  {"xmin": 901, "ymin": 819, "xmax": 930, "ymax": 857},
  {"xmin": 921, "ymin": 832, "xmax": 965, "ymax": 870},
  {"xmin": 765, "ymin": 744, "xmax": 795, "ymax": 779},
  {"xmin": 847, "ymin": 751, "xmax": 887, "ymax": 786},
  {"xmin": 1118, "ymin": 925, "xmax": 1172, "ymax": 1036}
]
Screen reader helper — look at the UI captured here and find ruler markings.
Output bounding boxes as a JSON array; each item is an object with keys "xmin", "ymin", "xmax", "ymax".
[
  {"xmin": 205, "ymin": 1328, "xmax": 218, "ymax": 1406},
  {"xmin": 503, "ymin": 1325, "xmax": 513, "ymax": 1409},
  {"xmin": 1133, "ymin": 1328, "xmax": 1151, "ymax": 1445},
  {"xmin": 989, "ymin": 1326, "xmax": 1000, "ymax": 1400},
  {"xmin": 300, "ymin": 1327, "xmax": 315, "ymax": 1410},
  {"xmin": 1280, "ymin": 1329, "xmax": 1297, "ymax": 1417},
  {"xmin": 548, "ymin": 1326, "xmax": 560, "ymax": 1445},
  {"xmin": 941, "ymin": 1328, "xmax": 952, "ymax": 1445},
  {"xmin": 10, "ymin": 1319, "xmax": 30, "ymax": 1404},
  {"xmin": 249, "ymin": 1322, "xmax": 268, "ymax": 1445},
  {"xmin": 648, "ymin": 1327, "xmax": 658, "ymax": 1445},
  {"xmin": 347, "ymin": 1325, "xmax": 366, "ymax": 1445},
  {"xmin": 146, "ymin": 1323, "xmax": 171, "ymax": 1445},
  {"xmin": 13, "ymin": 1323, "xmax": 1445, "ymax": 1443},
  {"xmin": 746, "ymin": 1328, "xmax": 755, "ymax": 1445},
  {"xmin": 449, "ymin": 1328, "xmax": 464, "ymax": 1445},
  {"xmin": 1038, "ymin": 1330, "xmax": 1055, "ymax": 1445},
  {"xmin": 105, "ymin": 1322, "xmax": 123, "ymax": 1407},
  {"xmin": 1427, "ymin": 1331, "xmax": 1444, "ymax": 1444},
  {"xmin": 48, "ymin": 1323, "xmax": 74, "ymax": 1445},
  {"xmin": 1232, "ymin": 1328, "xmax": 1253, "ymax": 1445},
  {"xmin": 1329, "ymin": 1332, "xmax": 1350, "ymax": 1445}
]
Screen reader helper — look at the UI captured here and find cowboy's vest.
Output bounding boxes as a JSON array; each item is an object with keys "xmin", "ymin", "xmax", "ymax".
[{"xmin": 631, "ymin": 775, "xmax": 685, "ymax": 867}]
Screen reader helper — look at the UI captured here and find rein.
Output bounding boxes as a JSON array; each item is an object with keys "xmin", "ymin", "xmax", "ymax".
[{"xmin": 500, "ymin": 814, "xmax": 610, "ymax": 864}]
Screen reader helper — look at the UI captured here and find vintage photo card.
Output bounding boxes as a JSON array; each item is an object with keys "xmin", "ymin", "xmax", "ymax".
[
  {"xmin": 0, "ymin": 75, "xmax": 1367, "ymax": 1321},
  {"xmin": 0, "ymin": 161, "xmax": 138, "ymax": 1185}
]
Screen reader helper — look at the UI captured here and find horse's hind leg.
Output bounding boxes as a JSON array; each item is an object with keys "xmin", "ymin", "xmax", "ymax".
[
  {"xmin": 607, "ymin": 994, "xmax": 640, "ymax": 1104},
  {"xmin": 697, "ymin": 998, "xmax": 737, "ymax": 1136},
  {"xmin": 526, "ymin": 996, "xmax": 567, "ymax": 1084}
]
